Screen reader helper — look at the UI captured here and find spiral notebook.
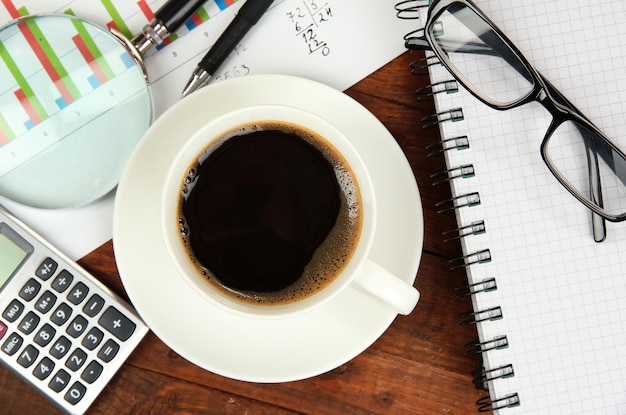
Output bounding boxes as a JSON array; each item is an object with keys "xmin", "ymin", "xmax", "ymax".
[{"xmin": 400, "ymin": 1, "xmax": 626, "ymax": 413}]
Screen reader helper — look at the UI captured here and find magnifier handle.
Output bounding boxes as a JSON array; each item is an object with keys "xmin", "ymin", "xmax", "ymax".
[
  {"xmin": 131, "ymin": 0, "xmax": 206, "ymax": 56},
  {"xmin": 156, "ymin": 0, "xmax": 207, "ymax": 33}
]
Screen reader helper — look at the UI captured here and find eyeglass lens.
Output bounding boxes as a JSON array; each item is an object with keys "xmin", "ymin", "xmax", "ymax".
[
  {"xmin": 545, "ymin": 120, "xmax": 626, "ymax": 219},
  {"xmin": 429, "ymin": 3, "xmax": 534, "ymax": 107}
]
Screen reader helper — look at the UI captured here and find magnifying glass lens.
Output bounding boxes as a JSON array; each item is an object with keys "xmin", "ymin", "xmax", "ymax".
[{"xmin": 0, "ymin": 14, "xmax": 152, "ymax": 209}]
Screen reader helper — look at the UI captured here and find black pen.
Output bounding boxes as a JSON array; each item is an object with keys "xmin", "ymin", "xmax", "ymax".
[{"xmin": 181, "ymin": 0, "xmax": 274, "ymax": 97}]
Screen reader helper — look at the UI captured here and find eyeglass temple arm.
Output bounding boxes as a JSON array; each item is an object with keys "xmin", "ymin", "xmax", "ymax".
[
  {"xmin": 406, "ymin": 37, "xmax": 496, "ymax": 55},
  {"xmin": 585, "ymin": 141, "xmax": 608, "ymax": 242},
  {"xmin": 541, "ymin": 78, "xmax": 607, "ymax": 242}
]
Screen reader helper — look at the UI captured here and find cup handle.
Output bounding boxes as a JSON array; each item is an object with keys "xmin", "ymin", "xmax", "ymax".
[{"xmin": 352, "ymin": 259, "xmax": 420, "ymax": 315}]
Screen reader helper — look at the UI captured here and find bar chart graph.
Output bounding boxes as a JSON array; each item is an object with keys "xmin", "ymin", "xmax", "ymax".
[
  {"xmin": 0, "ymin": 14, "xmax": 152, "ymax": 180},
  {"xmin": 0, "ymin": 14, "xmax": 130, "ymax": 146},
  {"xmin": 0, "ymin": 0, "xmax": 238, "ymax": 151}
]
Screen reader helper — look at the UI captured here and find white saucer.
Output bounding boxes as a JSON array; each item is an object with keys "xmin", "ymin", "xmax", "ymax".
[{"xmin": 113, "ymin": 74, "xmax": 423, "ymax": 382}]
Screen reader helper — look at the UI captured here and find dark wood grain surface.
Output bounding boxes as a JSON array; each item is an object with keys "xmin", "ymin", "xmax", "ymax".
[{"xmin": 0, "ymin": 50, "xmax": 493, "ymax": 415}]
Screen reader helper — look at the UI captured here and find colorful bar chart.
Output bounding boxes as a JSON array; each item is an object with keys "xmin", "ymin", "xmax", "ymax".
[
  {"xmin": 185, "ymin": 7, "xmax": 210, "ymax": 30},
  {"xmin": 21, "ymin": 18, "xmax": 80, "ymax": 107},
  {"xmin": 0, "ymin": 0, "xmax": 239, "ymax": 146},
  {"xmin": 70, "ymin": 17, "xmax": 115, "ymax": 87},
  {"xmin": 0, "ymin": 38, "xmax": 48, "ymax": 125},
  {"xmin": 0, "ymin": 16, "xmax": 132, "ymax": 144}
]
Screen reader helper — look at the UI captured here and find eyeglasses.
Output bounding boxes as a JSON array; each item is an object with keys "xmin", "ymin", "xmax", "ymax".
[{"xmin": 407, "ymin": 0, "xmax": 626, "ymax": 243}]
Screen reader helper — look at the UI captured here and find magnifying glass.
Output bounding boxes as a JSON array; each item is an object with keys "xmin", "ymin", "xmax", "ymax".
[{"xmin": 0, "ymin": 0, "xmax": 205, "ymax": 209}]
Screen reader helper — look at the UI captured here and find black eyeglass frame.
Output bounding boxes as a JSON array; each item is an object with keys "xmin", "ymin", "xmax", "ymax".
[{"xmin": 422, "ymin": 0, "xmax": 626, "ymax": 225}]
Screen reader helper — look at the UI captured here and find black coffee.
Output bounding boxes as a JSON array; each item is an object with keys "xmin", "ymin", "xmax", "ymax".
[{"xmin": 178, "ymin": 121, "xmax": 361, "ymax": 305}]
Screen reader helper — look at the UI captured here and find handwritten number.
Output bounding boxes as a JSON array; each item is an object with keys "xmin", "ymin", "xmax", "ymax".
[
  {"xmin": 305, "ymin": 0, "xmax": 318, "ymax": 11},
  {"xmin": 318, "ymin": 8, "xmax": 332, "ymax": 23},
  {"xmin": 287, "ymin": 2, "xmax": 332, "ymax": 56}
]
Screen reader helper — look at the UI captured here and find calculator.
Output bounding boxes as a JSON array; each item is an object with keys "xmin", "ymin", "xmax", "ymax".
[{"xmin": 0, "ymin": 207, "xmax": 148, "ymax": 414}]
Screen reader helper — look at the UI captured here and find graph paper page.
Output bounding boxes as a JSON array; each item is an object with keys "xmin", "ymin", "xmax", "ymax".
[{"xmin": 422, "ymin": 1, "xmax": 626, "ymax": 413}]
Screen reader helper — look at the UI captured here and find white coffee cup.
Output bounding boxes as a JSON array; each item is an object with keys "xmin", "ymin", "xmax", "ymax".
[{"xmin": 161, "ymin": 105, "xmax": 419, "ymax": 319}]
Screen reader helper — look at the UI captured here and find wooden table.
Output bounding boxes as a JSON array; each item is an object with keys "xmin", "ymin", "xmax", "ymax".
[{"xmin": 0, "ymin": 50, "xmax": 492, "ymax": 415}]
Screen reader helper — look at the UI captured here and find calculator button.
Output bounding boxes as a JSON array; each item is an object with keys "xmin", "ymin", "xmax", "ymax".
[
  {"xmin": 18, "ymin": 311, "xmax": 40, "ymax": 335},
  {"xmin": 97, "ymin": 339, "xmax": 120, "ymax": 363},
  {"xmin": 49, "ymin": 369, "xmax": 71, "ymax": 393},
  {"xmin": 35, "ymin": 257, "xmax": 58, "ymax": 281},
  {"xmin": 50, "ymin": 336, "xmax": 72, "ymax": 359},
  {"xmin": 51, "ymin": 303, "xmax": 72, "ymax": 326},
  {"xmin": 2, "ymin": 332, "xmax": 23, "ymax": 356},
  {"xmin": 2, "ymin": 299, "xmax": 24, "ymax": 322},
  {"xmin": 67, "ymin": 282, "xmax": 89, "ymax": 305},
  {"xmin": 66, "ymin": 315, "xmax": 88, "ymax": 338},
  {"xmin": 83, "ymin": 294, "xmax": 105, "ymax": 317},
  {"xmin": 64, "ymin": 381, "xmax": 86, "ymax": 405},
  {"xmin": 81, "ymin": 360, "xmax": 103, "ymax": 384},
  {"xmin": 81, "ymin": 327, "xmax": 104, "ymax": 351},
  {"xmin": 17, "ymin": 344, "xmax": 39, "ymax": 368},
  {"xmin": 19, "ymin": 278, "xmax": 41, "ymax": 301},
  {"xmin": 35, "ymin": 290, "xmax": 57, "ymax": 314},
  {"xmin": 34, "ymin": 323, "xmax": 56, "ymax": 347},
  {"xmin": 52, "ymin": 270, "xmax": 73, "ymax": 293},
  {"xmin": 33, "ymin": 356, "xmax": 55, "ymax": 380},
  {"xmin": 98, "ymin": 306, "xmax": 136, "ymax": 341},
  {"xmin": 0, "ymin": 321, "xmax": 7, "ymax": 340},
  {"xmin": 65, "ymin": 348, "xmax": 87, "ymax": 371}
]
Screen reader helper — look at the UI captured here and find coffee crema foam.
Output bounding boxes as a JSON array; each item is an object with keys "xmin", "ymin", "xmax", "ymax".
[{"xmin": 177, "ymin": 120, "xmax": 362, "ymax": 306}]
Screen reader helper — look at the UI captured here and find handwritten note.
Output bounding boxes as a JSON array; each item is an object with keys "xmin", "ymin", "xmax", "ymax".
[{"xmin": 285, "ymin": 1, "xmax": 333, "ymax": 56}]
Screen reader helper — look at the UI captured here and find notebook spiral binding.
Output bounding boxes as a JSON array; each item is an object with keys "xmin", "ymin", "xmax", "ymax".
[
  {"xmin": 396, "ymin": 2, "xmax": 520, "ymax": 411},
  {"xmin": 394, "ymin": 0, "xmax": 430, "ymax": 19}
]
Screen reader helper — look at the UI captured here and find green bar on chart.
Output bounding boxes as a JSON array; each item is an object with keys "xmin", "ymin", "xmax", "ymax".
[
  {"xmin": 0, "ymin": 113, "xmax": 15, "ymax": 142},
  {"xmin": 0, "ymin": 40, "xmax": 48, "ymax": 122},
  {"xmin": 101, "ymin": 0, "xmax": 133, "ymax": 39},
  {"xmin": 198, "ymin": 7, "xmax": 210, "ymax": 21}
]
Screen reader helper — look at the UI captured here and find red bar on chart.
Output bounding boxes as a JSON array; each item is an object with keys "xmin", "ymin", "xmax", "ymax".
[
  {"xmin": 72, "ymin": 34, "xmax": 108, "ymax": 85},
  {"xmin": 191, "ymin": 12, "xmax": 203, "ymax": 27},
  {"xmin": 137, "ymin": 0, "xmax": 155, "ymax": 21},
  {"xmin": 0, "ymin": 0, "xmax": 21, "ymax": 19},
  {"xmin": 106, "ymin": 21, "xmax": 120, "ymax": 32},
  {"xmin": 14, "ymin": 88, "xmax": 42, "ymax": 127}
]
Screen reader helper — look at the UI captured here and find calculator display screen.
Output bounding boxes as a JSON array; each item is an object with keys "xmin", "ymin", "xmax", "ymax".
[{"xmin": 0, "ymin": 223, "xmax": 33, "ymax": 290}]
